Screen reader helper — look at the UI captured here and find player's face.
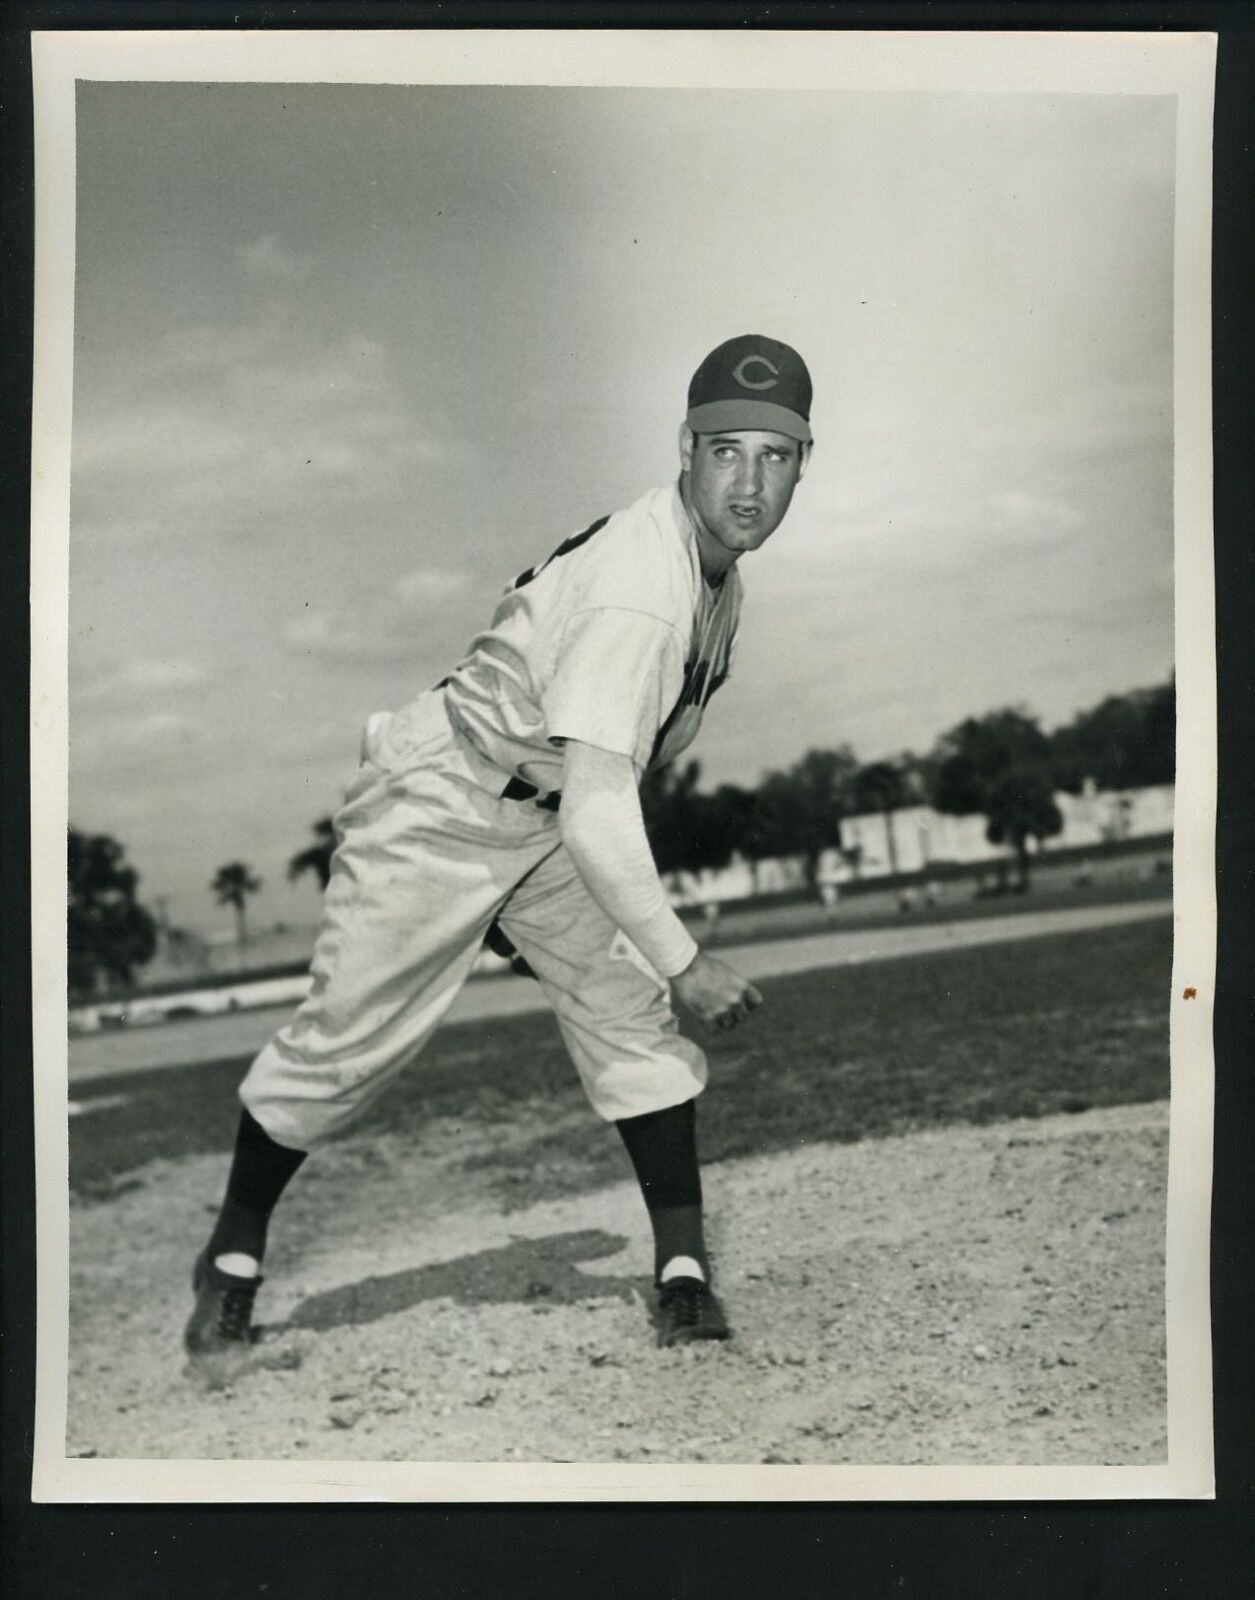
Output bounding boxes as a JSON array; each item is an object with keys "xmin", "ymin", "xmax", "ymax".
[{"xmin": 679, "ymin": 428, "xmax": 809, "ymax": 575}]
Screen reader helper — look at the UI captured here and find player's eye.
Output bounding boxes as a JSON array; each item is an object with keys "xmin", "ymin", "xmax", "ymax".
[{"xmin": 713, "ymin": 447, "xmax": 736, "ymax": 461}]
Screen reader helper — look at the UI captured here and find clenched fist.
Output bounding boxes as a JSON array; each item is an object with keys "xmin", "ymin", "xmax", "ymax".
[{"xmin": 671, "ymin": 950, "xmax": 764, "ymax": 1033}]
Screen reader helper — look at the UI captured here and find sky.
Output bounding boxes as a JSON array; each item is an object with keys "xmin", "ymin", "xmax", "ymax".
[{"xmin": 69, "ymin": 83, "xmax": 1177, "ymax": 934}]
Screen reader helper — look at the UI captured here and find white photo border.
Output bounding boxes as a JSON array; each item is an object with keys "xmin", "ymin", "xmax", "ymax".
[{"xmin": 29, "ymin": 26, "xmax": 1218, "ymax": 1504}]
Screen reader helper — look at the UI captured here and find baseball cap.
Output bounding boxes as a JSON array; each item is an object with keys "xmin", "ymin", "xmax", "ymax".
[{"xmin": 686, "ymin": 334, "xmax": 813, "ymax": 444}]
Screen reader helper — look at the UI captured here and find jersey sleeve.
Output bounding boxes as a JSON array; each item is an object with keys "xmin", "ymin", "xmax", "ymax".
[{"xmin": 542, "ymin": 607, "xmax": 687, "ymax": 774}]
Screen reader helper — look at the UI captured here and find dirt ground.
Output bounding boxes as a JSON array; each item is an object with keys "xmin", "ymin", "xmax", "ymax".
[{"xmin": 66, "ymin": 1098, "xmax": 1167, "ymax": 1467}]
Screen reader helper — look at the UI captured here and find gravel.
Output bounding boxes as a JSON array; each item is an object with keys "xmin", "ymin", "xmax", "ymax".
[{"xmin": 66, "ymin": 1100, "xmax": 1167, "ymax": 1467}]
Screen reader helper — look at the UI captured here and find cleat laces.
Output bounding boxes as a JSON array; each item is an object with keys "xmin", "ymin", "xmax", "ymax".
[
  {"xmin": 661, "ymin": 1281, "xmax": 705, "ymax": 1327},
  {"xmin": 217, "ymin": 1280, "xmax": 259, "ymax": 1342}
]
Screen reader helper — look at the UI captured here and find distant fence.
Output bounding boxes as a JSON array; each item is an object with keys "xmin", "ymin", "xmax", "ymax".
[{"xmin": 669, "ymin": 830, "xmax": 1172, "ymax": 916}]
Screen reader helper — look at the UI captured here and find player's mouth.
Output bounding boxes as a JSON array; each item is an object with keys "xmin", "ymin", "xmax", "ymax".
[{"xmin": 727, "ymin": 503, "xmax": 763, "ymax": 525}]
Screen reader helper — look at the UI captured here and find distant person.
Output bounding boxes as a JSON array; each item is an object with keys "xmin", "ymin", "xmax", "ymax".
[
  {"xmin": 897, "ymin": 886, "xmax": 918, "ymax": 914},
  {"xmin": 183, "ymin": 335, "xmax": 814, "ymax": 1365},
  {"xmin": 815, "ymin": 864, "xmax": 843, "ymax": 920},
  {"xmin": 922, "ymin": 879, "xmax": 941, "ymax": 910}
]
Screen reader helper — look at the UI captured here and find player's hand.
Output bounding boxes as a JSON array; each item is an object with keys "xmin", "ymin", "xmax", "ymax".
[{"xmin": 670, "ymin": 951, "xmax": 763, "ymax": 1033}]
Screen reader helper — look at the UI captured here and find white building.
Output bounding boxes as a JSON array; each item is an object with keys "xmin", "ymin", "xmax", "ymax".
[{"xmin": 665, "ymin": 782, "xmax": 1174, "ymax": 908}]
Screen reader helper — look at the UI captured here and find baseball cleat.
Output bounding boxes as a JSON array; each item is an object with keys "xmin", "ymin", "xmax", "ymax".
[
  {"xmin": 184, "ymin": 1250, "xmax": 263, "ymax": 1362},
  {"xmin": 656, "ymin": 1277, "xmax": 731, "ymax": 1347}
]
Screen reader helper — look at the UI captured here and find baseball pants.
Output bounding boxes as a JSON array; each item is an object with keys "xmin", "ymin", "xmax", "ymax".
[{"xmin": 239, "ymin": 690, "xmax": 708, "ymax": 1149}]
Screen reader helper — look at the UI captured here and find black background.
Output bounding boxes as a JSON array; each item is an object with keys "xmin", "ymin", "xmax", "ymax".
[{"xmin": 3, "ymin": 5, "xmax": 1252, "ymax": 1595}]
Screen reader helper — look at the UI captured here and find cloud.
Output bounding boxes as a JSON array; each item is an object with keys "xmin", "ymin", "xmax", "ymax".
[
  {"xmin": 987, "ymin": 377, "xmax": 1171, "ymax": 466},
  {"xmin": 774, "ymin": 477, "xmax": 1087, "ymax": 590},
  {"xmin": 283, "ymin": 566, "xmax": 470, "ymax": 664},
  {"xmin": 71, "ymin": 310, "xmax": 456, "ymax": 544},
  {"xmin": 283, "ymin": 610, "xmax": 417, "ymax": 664},
  {"xmin": 986, "ymin": 491, "xmax": 1086, "ymax": 533},
  {"xmin": 237, "ymin": 233, "xmax": 313, "ymax": 283},
  {"xmin": 73, "ymin": 655, "xmax": 209, "ymax": 707},
  {"xmin": 71, "ymin": 709, "xmax": 201, "ymax": 777},
  {"xmin": 392, "ymin": 568, "xmax": 467, "ymax": 605}
]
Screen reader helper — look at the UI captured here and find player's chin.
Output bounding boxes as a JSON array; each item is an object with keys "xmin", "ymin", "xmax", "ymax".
[{"xmin": 717, "ymin": 514, "xmax": 778, "ymax": 551}]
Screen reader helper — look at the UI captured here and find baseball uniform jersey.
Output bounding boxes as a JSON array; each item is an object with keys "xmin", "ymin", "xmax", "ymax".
[
  {"xmin": 239, "ymin": 484, "xmax": 739, "ymax": 1148},
  {"xmin": 443, "ymin": 483, "xmax": 740, "ymax": 788}
]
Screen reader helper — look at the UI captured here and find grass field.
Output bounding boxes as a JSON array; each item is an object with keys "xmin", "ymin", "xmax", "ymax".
[
  {"xmin": 692, "ymin": 864, "xmax": 1170, "ymax": 949},
  {"xmin": 70, "ymin": 916, "xmax": 1172, "ymax": 1206}
]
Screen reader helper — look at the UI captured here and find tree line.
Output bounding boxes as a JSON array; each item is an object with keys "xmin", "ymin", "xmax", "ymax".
[
  {"xmin": 640, "ymin": 679, "xmax": 1174, "ymax": 895},
  {"xmin": 69, "ymin": 680, "xmax": 1173, "ymax": 995}
]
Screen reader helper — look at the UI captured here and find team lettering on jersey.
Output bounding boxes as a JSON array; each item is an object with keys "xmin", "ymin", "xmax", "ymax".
[
  {"xmin": 650, "ymin": 656, "xmax": 729, "ymax": 768},
  {"xmin": 511, "ymin": 514, "xmax": 612, "ymax": 591}
]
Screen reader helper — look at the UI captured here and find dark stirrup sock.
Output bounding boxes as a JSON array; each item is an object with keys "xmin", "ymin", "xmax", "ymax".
[
  {"xmin": 205, "ymin": 1109, "xmax": 308, "ymax": 1266},
  {"xmin": 615, "ymin": 1099, "xmax": 709, "ymax": 1283}
]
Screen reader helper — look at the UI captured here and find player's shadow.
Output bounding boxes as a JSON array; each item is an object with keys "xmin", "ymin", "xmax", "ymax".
[{"xmin": 277, "ymin": 1228, "xmax": 642, "ymax": 1334}]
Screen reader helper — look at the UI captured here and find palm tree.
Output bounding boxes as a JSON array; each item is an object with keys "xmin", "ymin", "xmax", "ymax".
[
  {"xmin": 212, "ymin": 861, "xmax": 262, "ymax": 946},
  {"xmin": 288, "ymin": 817, "xmax": 337, "ymax": 891}
]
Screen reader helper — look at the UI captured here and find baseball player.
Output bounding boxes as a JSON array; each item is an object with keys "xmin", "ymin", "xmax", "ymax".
[{"xmin": 184, "ymin": 334, "xmax": 813, "ymax": 1362}]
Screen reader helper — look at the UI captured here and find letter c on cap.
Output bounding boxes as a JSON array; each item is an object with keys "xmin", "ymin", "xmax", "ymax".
[{"xmin": 732, "ymin": 354, "xmax": 780, "ymax": 391}]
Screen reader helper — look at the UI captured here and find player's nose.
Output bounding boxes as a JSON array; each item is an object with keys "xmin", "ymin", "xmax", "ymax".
[{"xmin": 734, "ymin": 456, "xmax": 764, "ymax": 498}]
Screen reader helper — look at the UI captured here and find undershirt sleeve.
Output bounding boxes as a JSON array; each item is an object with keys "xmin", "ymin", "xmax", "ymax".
[
  {"xmin": 542, "ymin": 607, "xmax": 687, "ymax": 775},
  {"xmin": 559, "ymin": 740, "xmax": 699, "ymax": 979}
]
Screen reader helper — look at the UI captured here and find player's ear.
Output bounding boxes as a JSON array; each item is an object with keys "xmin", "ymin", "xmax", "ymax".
[
  {"xmin": 678, "ymin": 424, "xmax": 696, "ymax": 472},
  {"xmin": 796, "ymin": 440, "xmax": 813, "ymax": 481}
]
